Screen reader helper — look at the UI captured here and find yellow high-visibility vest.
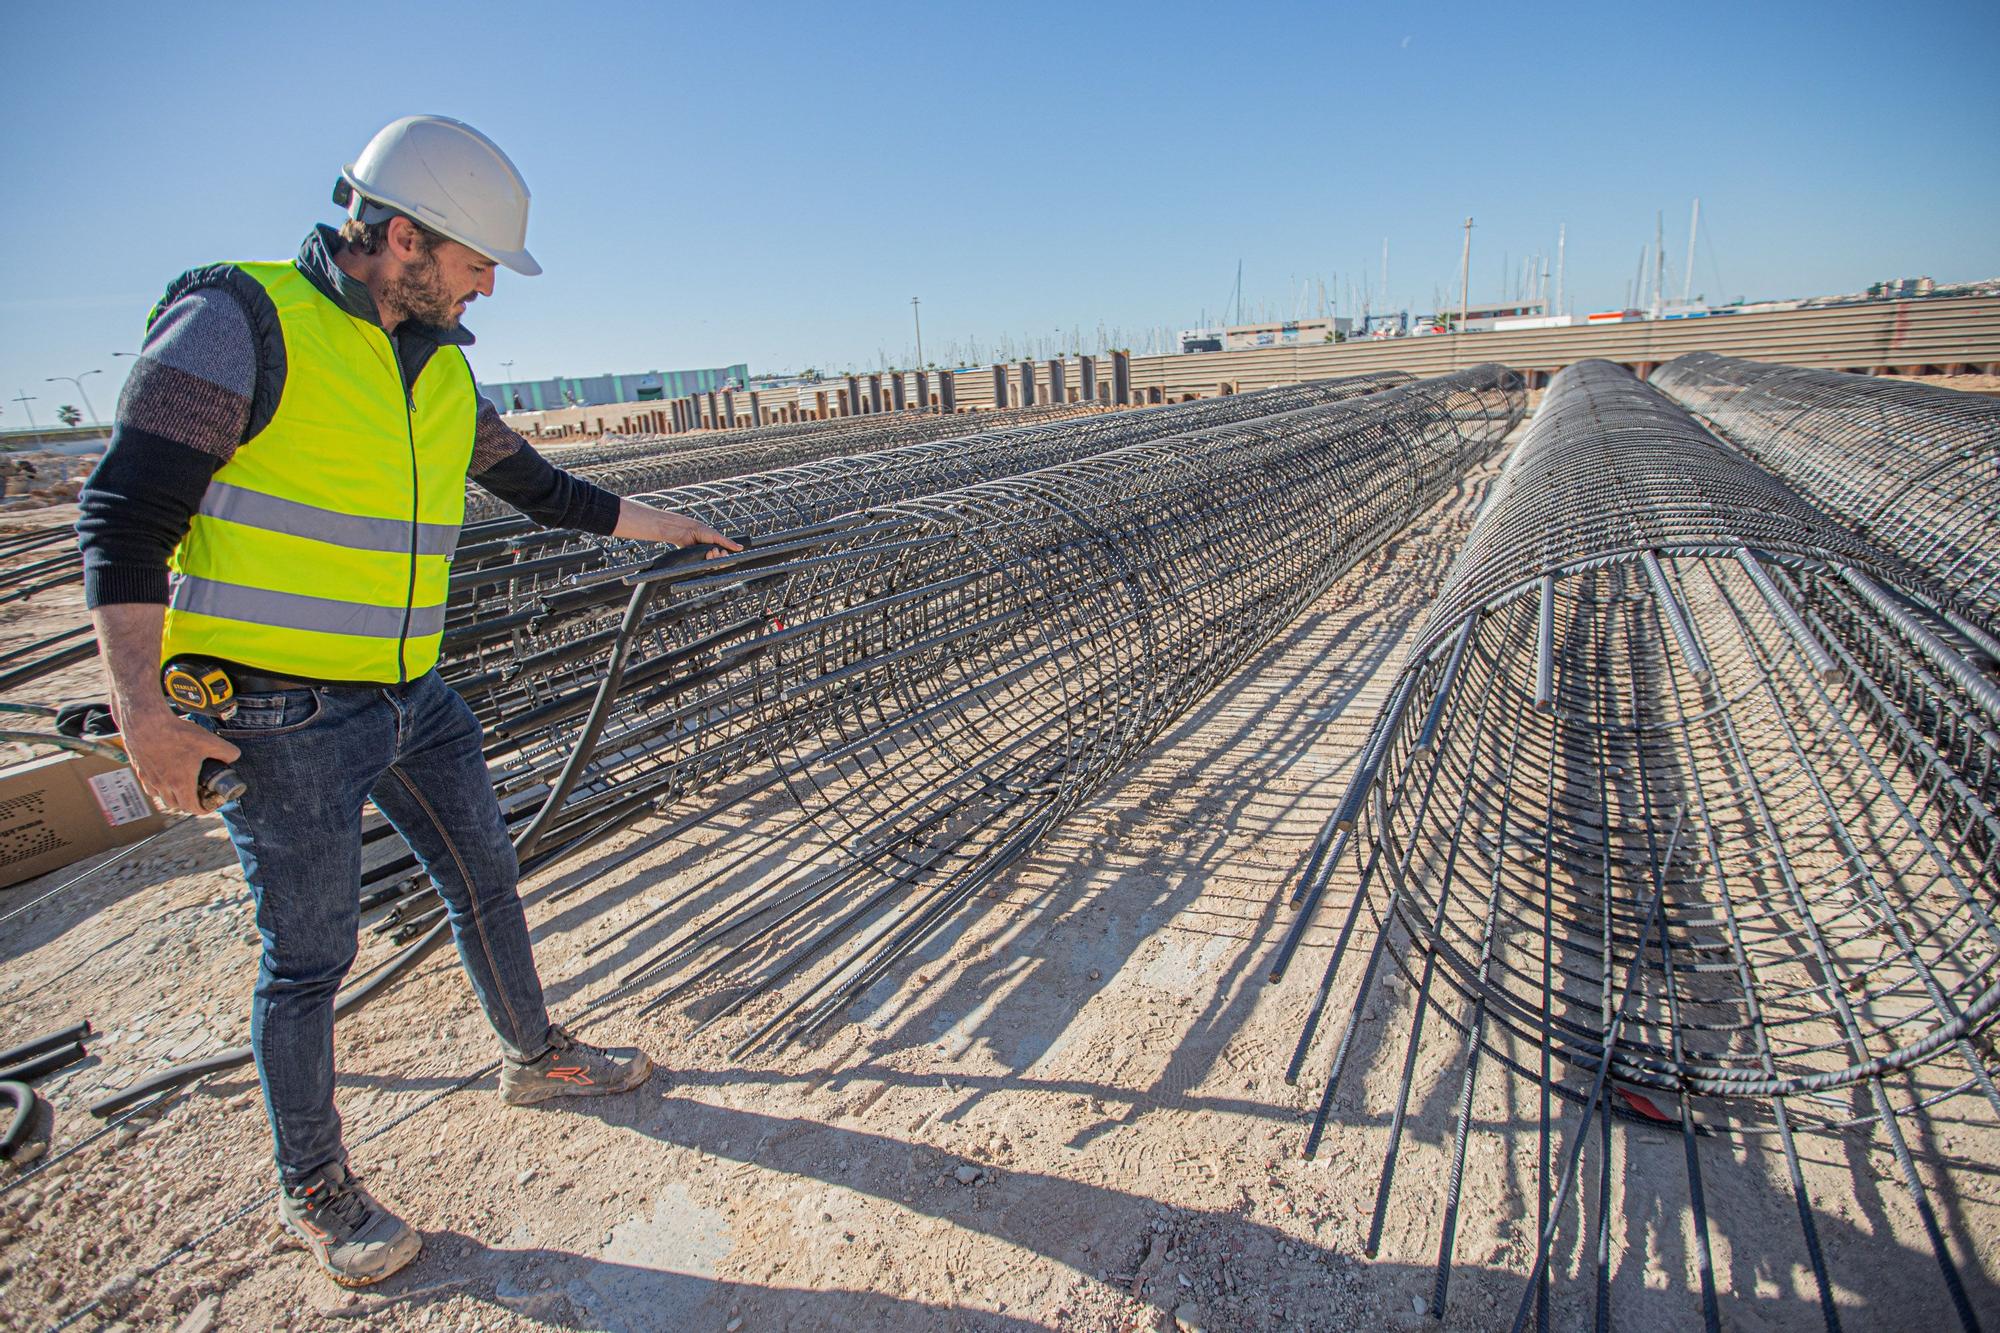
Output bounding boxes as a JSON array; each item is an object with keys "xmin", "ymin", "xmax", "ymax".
[{"xmin": 160, "ymin": 261, "xmax": 476, "ymax": 683}]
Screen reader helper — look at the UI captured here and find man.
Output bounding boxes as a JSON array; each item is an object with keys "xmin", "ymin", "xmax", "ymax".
[{"xmin": 75, "ymin": 115, "xmax": 739, "ymax": 1287}]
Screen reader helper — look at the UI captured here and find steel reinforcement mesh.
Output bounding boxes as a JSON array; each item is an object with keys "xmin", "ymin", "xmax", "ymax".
[
  {"xmin": 346, "ymin": 374, "xmax": 1427, "ymax": 907},
  {"xmin": 469, "ymin": 367, "xmax": 1523, "ymax": 1054},
  {"xmin": 460, "ymin": 399, "xmax": 1100, "ymax": 524},
  {"xmin": 1276, "ymin": 360, "xmax": 2000, "ymax": 1331},
  {"xmin": 1652, "ymin": 351, "xmax": 2000, "ymax": 631}
]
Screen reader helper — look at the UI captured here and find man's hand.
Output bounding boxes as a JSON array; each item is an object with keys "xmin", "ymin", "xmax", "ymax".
[
  {"xmin": 118, "ymin": 700, "xmax": 241, "ymax": 815},
  {"xmin": 91, "ymin": 602, "xmax": 240, "ymax": 815},
  {"xmin": 612, "ymin": 499, "xmax": 744, "ymax": 558}
]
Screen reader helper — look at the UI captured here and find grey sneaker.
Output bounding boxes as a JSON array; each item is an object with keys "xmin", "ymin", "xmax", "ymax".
[
  {"xmin": 277, "ymin": 1162, "xmax": 421, "ymax": 1287},
  {"xmin": 499, "ymin": 1023, "xmax": 653, "ymax": 1107}
]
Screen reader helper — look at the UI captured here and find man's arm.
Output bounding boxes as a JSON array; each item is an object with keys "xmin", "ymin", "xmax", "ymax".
[
  {"xmin": 75, "ymin": 289, "xmax": 256, "ymax": 604},
  {"xmin": 77, "ymin": 285, "xmax": 259, "ymax": 812},
  {"xmin": 469, "ymin": 398, "xmax": 740, "ymax": 551},
  {"xmin": 610, "ymin": 498, "xmax": 742, "ymax": 551}
]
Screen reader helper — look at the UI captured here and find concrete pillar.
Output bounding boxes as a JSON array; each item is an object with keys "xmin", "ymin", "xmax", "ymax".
[
  {"xmin": 722, "ymin": 389, "xmax": 736, "ymax": 425},
  {"xmin": 991, "ymin": 364, "xmax": 1007, "ymax": 409},
  {"xmin": 867, "ymin": 373, "xmax": 883, "ymax": 414},
  {"xmin": 816, "ymin": 389, "xmax": 831, "ymax": 420},
  {"xmin": 1110, "ymin": 350, "xmax": 1132, "ymax": 405},
  {"xmin": 1019, "ymin": 360, "xmax": 1037, "ymax": 407},
  {"xmin": 748, "ymin": 390, "xmax": 762, "ymax": 425},
  {"xmin": 915, "ymin": 370, "xmax": 930, "ymax": 411},
  {"xmin": 1079, "ymin": 355, "xmax": 1097, "ymax": 403},
  {"xmin": 1047, "ymin": 358, "xmax": 1065, "ymax": 406},
  {"xmin": 845, "ymin": 375, "xmax": 862, "ymax": 415},
  {"xmin": 940, "ymin": 371, "xmax": 958, "ymax": 413},
  {"xmin": 837, "ymin": 388, "xmax": 852, "ymax": 417},
  {"xmin": 891, "ymin": 373, "xmax": 907, "ymax": 411}
]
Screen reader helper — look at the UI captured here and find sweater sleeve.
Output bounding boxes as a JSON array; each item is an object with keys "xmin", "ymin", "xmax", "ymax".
[
  {"xmin": 76, "ymin": 289, "xmax": 257, "ymax": 606},
  {"xmin": 467, "ymin": 397, "xmax": 622, "ymax": 535}
]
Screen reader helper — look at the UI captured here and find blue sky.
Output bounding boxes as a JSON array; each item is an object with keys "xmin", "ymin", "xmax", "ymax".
[{"xmin": 3, "ymin": 1, "xmax": 1996, "ymax": 416}]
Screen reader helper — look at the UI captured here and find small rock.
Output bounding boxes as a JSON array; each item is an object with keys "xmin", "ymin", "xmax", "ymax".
[
  {"xmin": 517, "ymin": 1168, "xmax": 536, "ymax": 1186},
  {"xmin": 953, "ymin": 1165, "xmax": 981, "ymax": 1185},
  {"xmin": 1174, "ymin": 1303, "xmax": 1205, "ymax": 1332},
  {"xmin": 1413, "ymin": 1295, "xmax": 1428, "ymax": 1315},
  {"xmin": 93, "ymin": 1268, "xmax": 142, "ymax": 1310},
  {"xmin": 1088, "ymin": 969, "xmax": 1102, "ymax": 981},
  {"xmin": 175, "ymin": 1294, "xmax": 221, "ymax": 1333},
  {"xmin": 726, "ymin": 1320, "xmax": 744, "ymax": 1332}
]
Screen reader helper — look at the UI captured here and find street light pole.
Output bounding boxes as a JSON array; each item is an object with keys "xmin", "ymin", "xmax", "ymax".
[
  {"xmin": 910, "ymin": 298, "xmax": 923, "ymax": 370},
  {"xmin": 46, "ymin": 370, "xmax": 104, "ymax": 430},
  {"xmin": 10, "ymin": 392, "xmax": 39, "ymax": 432}
]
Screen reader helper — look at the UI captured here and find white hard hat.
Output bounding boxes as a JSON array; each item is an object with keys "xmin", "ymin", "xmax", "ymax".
[{"xmin": 338, "ymin": 115, "xmax": 541, "ymax": 276}]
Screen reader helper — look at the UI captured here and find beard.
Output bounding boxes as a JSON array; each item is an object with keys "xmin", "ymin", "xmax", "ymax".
[{"xmin": 383, "ymin": 246, "xmax": 468, "ymax": 328}]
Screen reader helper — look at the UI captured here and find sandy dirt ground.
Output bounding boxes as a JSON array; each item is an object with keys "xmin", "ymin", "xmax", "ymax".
[{"xmin": 0, "ymin": 458, "xmax": 1993, "ymax": 1333}]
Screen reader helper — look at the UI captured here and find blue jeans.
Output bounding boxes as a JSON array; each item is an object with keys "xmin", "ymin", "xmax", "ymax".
[{"xmin": 200, "ymin": 670, "xmax": 553, "ymax": 1186}]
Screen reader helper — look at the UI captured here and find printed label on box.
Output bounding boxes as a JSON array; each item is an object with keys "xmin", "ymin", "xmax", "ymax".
[{"xmin": 87, "ymin": 767, "xmax": 154, "ymax": 827}]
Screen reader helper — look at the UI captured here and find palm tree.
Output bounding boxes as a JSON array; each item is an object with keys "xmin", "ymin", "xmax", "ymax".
[{"xmin": 57, "ymin": 404, "xmax": 82, "ymax": 428}]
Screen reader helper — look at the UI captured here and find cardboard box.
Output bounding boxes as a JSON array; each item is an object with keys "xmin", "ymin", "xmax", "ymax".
[{"xmin": 0, "ymin": 748, "xmax": 170, "ymax": 890}]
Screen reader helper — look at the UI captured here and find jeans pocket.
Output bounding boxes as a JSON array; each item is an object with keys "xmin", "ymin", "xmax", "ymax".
[{"xmin": 215, "ymin": 689, "xmax": 327, "ymax": 737}]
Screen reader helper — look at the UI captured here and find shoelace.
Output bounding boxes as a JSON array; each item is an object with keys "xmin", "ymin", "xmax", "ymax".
[
  {"xmin": 544, "ymin": 1024, "xmax": 602, "ymax": 1062},
  {"xmin": 299, "ymin": 1173, "xmax": 373, "ymax": 1232}
]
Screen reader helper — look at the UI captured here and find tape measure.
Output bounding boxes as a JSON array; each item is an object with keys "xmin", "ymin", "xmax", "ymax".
[
  {"xmin": 158, "ymin": 658, "xmax": 249, "ymax": 811},
  {"xmin": 161, "ymin": 657, "xmax": 237, "ymax": 719}
]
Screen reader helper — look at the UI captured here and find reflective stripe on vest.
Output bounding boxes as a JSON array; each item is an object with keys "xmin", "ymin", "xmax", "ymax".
[
  {"xmin": 171, "ymin": 575, "xmax": 448, "ymax": 639},
  {"xmin": 199, "ymin": 481, "xmax": 462, "ymax": 557},
  {"xmin": 159, "ymin": 260, "xmax": 475, "ymax": 683}
]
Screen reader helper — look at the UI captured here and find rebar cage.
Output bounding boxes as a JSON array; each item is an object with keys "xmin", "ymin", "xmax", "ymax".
[{"xmin": 1280, "ymin": 360, "xmax": 2000, "ymax": 1331}]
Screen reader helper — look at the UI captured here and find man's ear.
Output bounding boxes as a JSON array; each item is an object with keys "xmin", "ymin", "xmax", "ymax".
[{"xmin": 385, "ymin": 215, "xmax": 428, "ymax": 263}]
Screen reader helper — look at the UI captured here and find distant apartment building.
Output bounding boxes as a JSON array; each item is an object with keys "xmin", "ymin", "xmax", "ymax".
[{"xmin": 480, "ymin": 364, "xmax": 750, "ymax": 412}]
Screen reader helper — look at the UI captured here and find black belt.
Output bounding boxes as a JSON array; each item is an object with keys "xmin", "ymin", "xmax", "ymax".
[{"xmin": 229, "ymin": 669, "xmax": 326, "ymax": 694}]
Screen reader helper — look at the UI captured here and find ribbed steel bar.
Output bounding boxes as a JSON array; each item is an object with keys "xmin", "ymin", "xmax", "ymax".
[
  {"xmin": 537, "ymin": 366, "xmax": 1523, "ymax": 1050},
  {"xmin": 1652, "ymin": 352, "xmax": 2000, "ymax": 629},
  {"xmin": 1280, "ymin": 360, "xmax": 1999, "ymax": 1329}
]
